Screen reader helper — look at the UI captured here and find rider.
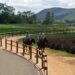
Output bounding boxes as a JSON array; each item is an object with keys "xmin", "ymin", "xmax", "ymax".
[
  {"xmin": 37, "ymin": 32, "xmax": 46, "ymax": 56},
  {"xmin": 24, "ymin": 32, "xmax": 30, "ymax": 43},
  {"xmin": 38, "ymin": 32, "xmax": 45, "ymax": 41}
]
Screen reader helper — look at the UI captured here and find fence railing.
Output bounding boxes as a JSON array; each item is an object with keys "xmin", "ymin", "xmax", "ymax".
[{"xmin": 0, "ymin": 37, "xmax": 48, "ymax": 75}]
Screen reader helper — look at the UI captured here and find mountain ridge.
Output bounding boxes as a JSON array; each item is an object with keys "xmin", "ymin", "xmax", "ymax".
[{"xmin": 37, "ymin": 7, "xmax": 75, "ymax": 21}]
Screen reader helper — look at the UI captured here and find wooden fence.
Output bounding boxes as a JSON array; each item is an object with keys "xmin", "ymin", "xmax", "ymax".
[{"xmin": 0, "ymin": 37, "xmax": 48, "ymax": 75}]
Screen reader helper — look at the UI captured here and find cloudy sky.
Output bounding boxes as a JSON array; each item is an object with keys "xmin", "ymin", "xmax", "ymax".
[{"xmin": 0, "ymin": 0, "xmax": 75, "ymax": 13}]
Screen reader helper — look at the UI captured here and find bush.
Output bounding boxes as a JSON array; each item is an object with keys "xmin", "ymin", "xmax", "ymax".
[{"xmin": 48, "ymin": 37, "xmax": 75, "ymax": 54}]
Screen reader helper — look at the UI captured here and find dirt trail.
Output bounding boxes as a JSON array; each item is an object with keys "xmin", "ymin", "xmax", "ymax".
[{"xmin": 1, "ymin": 35, "xmax": 75, "ymax": 75}]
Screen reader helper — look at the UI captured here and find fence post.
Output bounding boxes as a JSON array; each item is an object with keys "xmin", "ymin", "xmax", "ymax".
[
  {"xmin": 41, "ymin": 50, "xmax": 44, "ymax": 69},
  {"xmin": 5, "ymin": 39, "xmax": 7, "ymax": 49},
  {"xmin": 29, "ymin": 46, "xmax": 32, "ymax": 59},
  {"xmin": 43, "ymin": 55, "xmax": 48, "ymax": 75},
  {"xmin": 36, "ymin": 48, "xmax": 38, "ymax": 64},
  {"xmin": 0, "ymin": 37, "xmax": 2, "ymax": 47},
  {"xmin": 23, "ymin": 44, "xmax": 25, "ymax": 56},
  {"xmin": 10, "ymin": 40, "xmax": 12, "ymax": 51},
  {"xmin": 16, "ymin": 42, "xmax": 18, "ymax": 53}
]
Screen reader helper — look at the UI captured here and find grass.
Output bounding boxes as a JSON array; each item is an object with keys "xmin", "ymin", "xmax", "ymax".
[
  {"xmin": 0, "ymin": 24, "xmax": 75, "ymax": 33},
  {"xmin": 47, "ymin": 48, "xmax": 75, "ymax": 57},
  {"xmin": 47, "ymin": 48, "xmax": 70, "ymax": 54}
]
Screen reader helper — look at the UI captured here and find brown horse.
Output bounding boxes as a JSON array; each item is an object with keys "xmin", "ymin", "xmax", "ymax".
[
  {"xmin": 37, "ymin": 37, "xmax": 48, "ymax": 56},
  {"xmin": 23, "ymin": 38, "xmax": 35, "ymax": 54}
]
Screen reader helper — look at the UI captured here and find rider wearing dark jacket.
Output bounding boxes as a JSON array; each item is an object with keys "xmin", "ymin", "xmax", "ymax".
[{"xmin": 23, "ymin": 32, "xmax": 31, "ymax": 45}]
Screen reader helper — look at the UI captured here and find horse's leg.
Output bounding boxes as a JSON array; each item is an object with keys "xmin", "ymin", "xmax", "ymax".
[
  {"xmin": 28, "ymin": 46, "xmax": 31, "ymax": 54},
  {"xmin": 36, "ymin": 47, "xmax": 42, "ymax": 58},
  {"xmin": 39, "ymin": 48, "xmax": 45, "ymax": 58},
  {"xmin": 27, "ymin": 46, "xmax": 30, "ymax": 54},
  {"xmin": 25, "ymin": 45, "xmax": 27, "ymax": 53},
  {"xmin": 38, "ymin": 48, "xmax": 42, "ymax": 57}
]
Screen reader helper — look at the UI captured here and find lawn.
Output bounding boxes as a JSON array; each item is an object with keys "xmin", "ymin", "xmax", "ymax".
[
  {"xmin": 47, "ymin": 48, "xmax": 75, "ymax": 57},
  {"xmin": 0, "ymin": 24, "xmax": 75, "ymax": 33}
]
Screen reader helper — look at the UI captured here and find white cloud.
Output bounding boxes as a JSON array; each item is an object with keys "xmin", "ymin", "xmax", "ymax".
[
  {"xmin": 8, "ymin": 0, "xmax": 42, "ymax": 7},
  {"xmin": 0, "ymin": 0, "xmax": 75, "ymax": 12},
  {"xmin": 57, "ymin": 0, "xmax": 75, "ymax": 7}
]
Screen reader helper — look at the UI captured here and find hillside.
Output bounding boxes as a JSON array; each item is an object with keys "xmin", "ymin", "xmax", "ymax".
[{"xmin": 37, "ymin": 7, "xmax": 75, "ymax": 21}]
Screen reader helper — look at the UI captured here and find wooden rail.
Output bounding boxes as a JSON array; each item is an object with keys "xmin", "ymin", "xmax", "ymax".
[{"xmin": 0, "ymin": 37, "xmax": 2, "ymax": 47}]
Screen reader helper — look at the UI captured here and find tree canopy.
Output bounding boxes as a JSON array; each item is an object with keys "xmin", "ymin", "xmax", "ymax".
[
  {"xmin": 0, "ymin": 3, "xmax": 37, "ymax": 24},
  {"xmin": 42, "ymin": 12, "xmax": 54, "ymax": 25},
  {"xmin": 0, "ymin": 3, "xmax": 54, "ymax": 24}
]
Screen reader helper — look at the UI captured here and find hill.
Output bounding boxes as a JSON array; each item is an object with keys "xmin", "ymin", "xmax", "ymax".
[{"xmin": 37, "ymin": 7, "xmax": 75, "ymax": 21}]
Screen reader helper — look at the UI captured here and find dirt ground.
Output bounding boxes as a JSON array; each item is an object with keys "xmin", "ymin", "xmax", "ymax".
[{"xmin": 1, "ymin": 35, "xmax": 75, "ymax": 75}]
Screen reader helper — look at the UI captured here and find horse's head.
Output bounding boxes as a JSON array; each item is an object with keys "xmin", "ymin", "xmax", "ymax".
[{"xmin": 37, "ymin": 37, "xmax": 48, "ymax": 49}]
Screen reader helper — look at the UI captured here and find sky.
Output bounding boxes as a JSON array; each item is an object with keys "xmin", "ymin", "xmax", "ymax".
[{"xmin": 0, "ymin": 0, "xmax": 75, "ymax": 13}]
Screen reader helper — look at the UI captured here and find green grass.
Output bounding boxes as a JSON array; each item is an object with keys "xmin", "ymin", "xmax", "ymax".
[
  {"xmin": 0, "ymin": 24, "xmax": 75, "ymax": 33},
  {"xmin": 47, "ymin": 48, "xmax": 75, "ymax": 57},
  {"xmin": 47, "ymin": 48, "xmax": 70, "ymax": 54}
]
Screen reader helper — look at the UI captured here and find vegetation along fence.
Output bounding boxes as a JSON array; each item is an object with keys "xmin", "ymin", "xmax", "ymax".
[{"xmin": 0, "ymin": 35, "xmax": 48, "ymax": 75}]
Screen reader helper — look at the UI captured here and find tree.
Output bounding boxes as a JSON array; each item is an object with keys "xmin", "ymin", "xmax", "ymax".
[
  {"xmin": 29, "ymin": 13, "xmax": 37, "ymax": 24},
  {"xmin": 42, "ymin": 12, "xmax": 54, "ymax": 25},
  {"xmin": 42, "ymin": 12, "xmax": 51, "ymax": 25},
  {"xmin": 51, "ymin": 12, "xmax": 54, "ymax": 24},
  {"xmin": 0, "ymin": 3, "xmax": 15, "ymax": 23},
  {"xmin": 0, "ymin": 3, "xmax": 38, "ymax": 24}
]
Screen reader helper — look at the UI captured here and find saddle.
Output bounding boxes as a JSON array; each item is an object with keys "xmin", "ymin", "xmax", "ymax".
[{"xmin": 23, "ymin": 38, "xmax": 30, "ymax": 45}]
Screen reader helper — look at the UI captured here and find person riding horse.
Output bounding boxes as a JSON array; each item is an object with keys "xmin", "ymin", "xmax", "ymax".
[
  {"xmin": 23, "ymin": 32, "xmax": 35, "ymax": 54},
  {"xmin": 37, "ymin": 32, "xmax": 48, "ymax": 56},
  {"xmin": 23, "ymin": 32, "xmax": 30, "ymax": 45}
]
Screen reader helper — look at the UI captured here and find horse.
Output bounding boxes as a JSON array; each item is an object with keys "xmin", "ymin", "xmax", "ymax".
[
  {"xmin": 37, "ymin": 37, "xmax": 48, "ymax": 56},
  {"xmin": 23, "ymin": 38, "xmax": 35, "ymax": 54}
]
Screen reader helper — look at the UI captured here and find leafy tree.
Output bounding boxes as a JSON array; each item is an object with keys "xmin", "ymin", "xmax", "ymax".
[
  {"xmin": 29, "ymin": 13, "xmax": 37, "ymax": 24},
  {"xmin": 65, "ymin": 19, "xmax": 75, "ymax": 24},
  {"xmin": 51, "ymin": 12, "xmax": 54, "ymax": 24},
  {"xmin": 42, "ymin": 12, "xmax": 54, "ymax": 25},
  {"xmin": 0, "ymin": 3, "xmax": 37, "ymax": 24},
  {"xmin": 42, "ymin": 12, "xmax": 51, "ymax": 25},
  {"xmin": 0, "ymin": 3, "xmax": 15, "ymax": 23}
]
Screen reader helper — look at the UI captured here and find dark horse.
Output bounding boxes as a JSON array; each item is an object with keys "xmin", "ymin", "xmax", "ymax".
[
  {"xmin": 23, "ymin": 38, "xmax": 35, "ymax": 54},
  {"xmin": 37, "ymin": 37, "xmax": 48, "ymax": 56}
]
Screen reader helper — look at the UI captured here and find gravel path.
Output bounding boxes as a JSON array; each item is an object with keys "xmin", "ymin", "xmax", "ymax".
[{"xmin": 0, "ymin": 49, "xmax": 39, "ymax": 75}]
